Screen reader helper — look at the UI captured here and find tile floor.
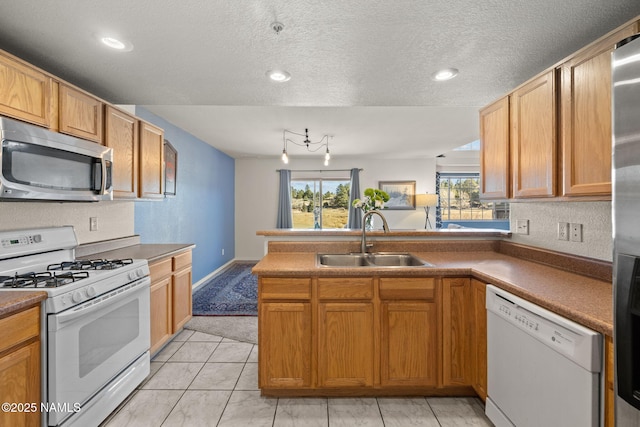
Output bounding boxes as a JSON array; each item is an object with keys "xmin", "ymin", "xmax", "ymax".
[{"xmin": 102, "ymin": 329, "xmax": 493, "ymax": 427}]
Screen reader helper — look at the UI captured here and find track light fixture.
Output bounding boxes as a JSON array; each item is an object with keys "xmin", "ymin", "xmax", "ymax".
[{"xmin": 281, "ymin": 129, "xmax": 332, "ymax": 165}]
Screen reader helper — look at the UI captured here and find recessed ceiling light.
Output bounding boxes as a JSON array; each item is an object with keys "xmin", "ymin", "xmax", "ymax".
[
  {"xmin": 97, "ymin": 35, "xmax": 134, "ymax": 52},
  {"xmin": 266, "ymin": 70, "xmax": 291, "ymax": 82},
  {"xmin": 432, "ymin": 68, "xmax": 459, "ymax": 81}
]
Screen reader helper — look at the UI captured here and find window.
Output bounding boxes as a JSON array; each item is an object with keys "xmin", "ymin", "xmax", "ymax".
[
  {"xmin": 437, "ymin": 173, "xmax": 509, "ymax": 225},
  {"xmin": 291, "ymin": 178, "xmax": 351, "ymax": 229}
]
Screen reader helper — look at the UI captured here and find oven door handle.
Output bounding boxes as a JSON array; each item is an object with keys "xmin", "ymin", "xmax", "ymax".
[{"xmin": 49, "ymin": 278, "xmax": 150, "ymax": 331}]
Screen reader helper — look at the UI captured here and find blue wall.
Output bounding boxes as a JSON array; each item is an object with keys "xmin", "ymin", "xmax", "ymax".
[{"xmin": 134, "ymin": 107, "xmax": 235, "ymax": 283}]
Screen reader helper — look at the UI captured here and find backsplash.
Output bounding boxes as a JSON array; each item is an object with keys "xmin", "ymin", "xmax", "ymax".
[
  {"xmin": 509, "ymin": 201, "xmax": 612, "ymax": 261},
  {"xmin": 0, "ymin": 201, "xmax": 134, "ymax": 244}
]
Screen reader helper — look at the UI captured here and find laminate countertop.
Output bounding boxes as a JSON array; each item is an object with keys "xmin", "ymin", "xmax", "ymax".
[
  {"xmin": 79, "ymin": 244, "xmax": 194, "ymax": 264},
  {"xmin": 0, "ymin": 291, "xmax": 47, "ymax": 318},
  {"xmin": 253, "ymin": 250, "xmax": 613, "ymax": 337}
]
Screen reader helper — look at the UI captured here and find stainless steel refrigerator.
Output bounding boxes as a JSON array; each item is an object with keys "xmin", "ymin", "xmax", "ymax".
[{"xmin": 613, "ymin": 33, "xmax": 640, "ymax": 426}]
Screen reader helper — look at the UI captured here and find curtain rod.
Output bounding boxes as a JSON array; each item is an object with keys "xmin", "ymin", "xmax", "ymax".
[{"xmin": 276, "ymin": 168, "xmax": 363, "ymax": 173}]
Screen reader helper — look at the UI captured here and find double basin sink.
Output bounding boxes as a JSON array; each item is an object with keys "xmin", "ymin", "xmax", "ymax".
[{"xmin": 317, "ymin": 252, "xmax": 433, "ymax": 268}]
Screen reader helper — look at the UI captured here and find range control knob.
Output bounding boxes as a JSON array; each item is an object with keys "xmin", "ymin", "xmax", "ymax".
[
  {"xmin": 86, "ymin": 286, "xmax": 96, "ymax": 298},
  {"xmin": 33, "ymin": 234, "xmax": 42, "ymax": 243},
  {"xmin": 137, "ymin": 268, "xmax": 145, "ymax": 277},
  {"xmin": 128, "ymin": 272, "xmax": 136, "ymax": 280},
  {"xmin": 72, "ymin": 291, "xmax": 83, "ymax": 304}
]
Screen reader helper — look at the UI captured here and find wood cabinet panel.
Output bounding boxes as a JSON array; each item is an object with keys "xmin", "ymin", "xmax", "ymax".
[
  {"xmin": 0, "ymin": 51, "xmax": 52, "ymax": 127},
  {"xmin": 605, "ymin": 335, "xmax": 614, "ymax": 427},
  {"xmin": 139, "ymin": 121, "xmax": 164, "ymax": 199},
  {"xmin": 561, "ymin": 24, "xmax": 637, "ymax": 196},
  {"xmin": 149, "ymin": 258, "xmax": 172, "ymax": 280},
  {"xmin": 480, "ymin": 96, "xmax": 510, "ymax": 199},
  {"xmin": 150, "ymin": 276, "xmax": 172, "ymax": 355},
  {"xmin": 259, "ymin": 302, "xmax": 312, "ymax": 388},
  {"xmin": 0, "ymin": 306, "xmax": 39, "ymax": 354},
  {"xmin": 105, "ymin": 105, "xmax": 139, "ymax": 198},
  {"xmin": 0, "ymin": 340, "xmax": 40, "ymax": 427},
  {"xmin": 317, "ymin": 277, "xmax": 373, "ymax": 300},
  {"xmin": 511, "ymin": 70, "xmax": 557, "ymax": 198},
  {"xmin": 379, "ymin": 277, "xmax": 436, "ymax": 300},
  {"xmin": 380, "ymin": 301, "xmax": 438, "ymax": 387},
  {"xmin": 318, "ymin": 302, "xmax": 374, "ymax": 387},
  {"xmin": 173, "ymin": 250, "xmax": 192, "ymax": 271},
  {"xmin": 471, "ymin": 279, "xmax": 487, "ymax": 400},
  {"xmin": 58, "ymin": 84, "xmax": 103, "ymax": 143},
  {"xmin": 260, "ymin": 277, "xmax": 312, "ymax": 300},
  {"xmin": 172, "ymin": 266, "xmax": 192, "ymax": 332},
  {"xmin": 442, "ymin": 277, "xmax": 472, "ymax": 386}
]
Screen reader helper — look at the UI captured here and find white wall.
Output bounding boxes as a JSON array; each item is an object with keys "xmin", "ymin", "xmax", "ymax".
[
  {"xmin": 235, "ymin": 156, "xmax": 437, "ymax": 260},
  {"xmin": 0, "ymin": 201, "xmax": 134, "ymax": 244},
  {"xmin": 510, "ymin": 201, "xmax": 612, "ymax": 261}
]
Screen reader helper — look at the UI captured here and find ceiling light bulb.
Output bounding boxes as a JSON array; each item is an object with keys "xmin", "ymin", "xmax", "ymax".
[
  {"xmin": 432, "ymin": 68, "xmax": 459, "ymax": 81},
  {"xmin": 324, "ymin": 158, "xmax": 329, "ymax": 166},
  {"xmin": 267, "ymin": 70, "xmax": 291, "ymax": 82},
  {"xmin": 101, "ymin": 37, "xmax": 126, "ymax": 50},
  {"xmin": 96, "ymin": 34, "xmax": 134, "ymax": 52},
  {"xmin": 281, "ymin": 149, "xmax": 289, "ymax": 164},
  {"xmin": 325, "ymin": 148, "xmax": 331, "ymax": 161}
]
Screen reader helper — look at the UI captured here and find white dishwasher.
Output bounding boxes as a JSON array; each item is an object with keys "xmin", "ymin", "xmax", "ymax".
[{"xmin": 485, "ymin": 285, "xmax": 602, "ymax": 427}]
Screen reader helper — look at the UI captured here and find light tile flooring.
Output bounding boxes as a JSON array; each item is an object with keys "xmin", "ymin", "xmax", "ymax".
[{"xmin": 102, "ymin": 329, "xmax": 493, "ymax": 427}]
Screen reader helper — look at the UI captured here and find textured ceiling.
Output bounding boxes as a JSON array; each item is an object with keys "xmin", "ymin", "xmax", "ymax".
[{"xmin": 1, "ymin": 1, "xmax": 639, "ymax": 159}]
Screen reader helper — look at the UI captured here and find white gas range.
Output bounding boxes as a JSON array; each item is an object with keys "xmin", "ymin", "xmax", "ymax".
[{"xmin": 0, "ymin": 226, "xmax": 150, "ymax": 427}]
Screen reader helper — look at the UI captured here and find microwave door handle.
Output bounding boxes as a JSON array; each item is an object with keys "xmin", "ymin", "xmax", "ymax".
[{"xmin": 100, "ymin": 160, "xmax": 107, "ymax": 194}]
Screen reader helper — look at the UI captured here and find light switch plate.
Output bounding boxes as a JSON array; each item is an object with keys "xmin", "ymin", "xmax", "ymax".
[
  {"xmin": 570, "ymin": 223, "xmax": 582, "ymax": 242},
  {"xmin": 89, "ymin": 217, "xmax": 98, "ymax": 231},
  {"xmin": 516, "ymin": 219, "xmax": 529, "ymax": 235}
]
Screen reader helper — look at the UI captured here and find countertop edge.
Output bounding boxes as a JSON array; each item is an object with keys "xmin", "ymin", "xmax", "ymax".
[
  {"xmin": 0, "ymin": 291, "xmax": 47, "ymax": 318},
  {"xmin": 79, "ymin": 243, "xmax": 195, "ymax": 263}
]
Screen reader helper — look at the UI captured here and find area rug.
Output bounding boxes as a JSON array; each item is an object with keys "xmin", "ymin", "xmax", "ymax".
[
  {"xmin": 185, "ymin": 316, "xmax": 258, "ymax": 344},
  {"xmin": 192, "ymin": 262, "xmax": 258, "ymax": 316}
]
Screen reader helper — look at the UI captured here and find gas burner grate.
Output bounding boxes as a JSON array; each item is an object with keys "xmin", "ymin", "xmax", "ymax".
[
  {"xmin": 47, "ymin": 258, "xmax": 133, "ymax": 271},
  {"xmin": 1, "ymin": 271, "xmax": 90, "ymax": 288}
]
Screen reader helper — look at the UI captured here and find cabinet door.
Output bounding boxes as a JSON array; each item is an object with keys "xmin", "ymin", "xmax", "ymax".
[
  {"xmin": 318, "ymin": 302, "xmax": 374, "ymax": 388},
  {"xmin": 105, "ymin": 106, "xmax": 139, "ymax": 198},
  {"xmin": 380, "ymin": 301, "xmax": 438, "ymax": 387},
  {"xmin": 0, "ymin": 340, "xmax": 40, "ymax": 427},
  {"xmin": 150, "ymin": 276, "xmax": 172, "ymax": 355},
  {"xmin": 58, "ymin": 84, "xmax": 103, "ymax": 143},
  {"xmin": 442, "ymin": 278, "xmax": 472, "ymax": 386},
  {"xmin": 139, "ymin": 121, "xmax": 164, "ymax": 199},
  {"xmin": 480, "ymin": 96, "xmax": 510, "ymax": 199},
  {"xmin": 471, "ymin": 279, "xmax": 487, "ymax": 400},
  {"xmin": 511, "ymin": 70, "xmax": 557, "ymax": 198},
  {"xmin": 0, "ymin": 51, "xmax": 52, "ymax": 127},
  {"xmin": 259, "ymin": 302, "xmax": 312, "ymax": 388},
  {"xmin": 172, "ymin": 266, "xmax": 192, "ymax": 332},
  {"xmin": 561, "ymin": 24, "xmax": 637, "ymax": 196}
]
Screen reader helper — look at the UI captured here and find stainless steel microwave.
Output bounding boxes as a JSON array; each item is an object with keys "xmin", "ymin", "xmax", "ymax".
[{"xmin": 0, "ymin": 116, "xmax": 112, "ymax": 201}]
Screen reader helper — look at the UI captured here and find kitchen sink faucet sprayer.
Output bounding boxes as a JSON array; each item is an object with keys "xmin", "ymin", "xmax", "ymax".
[{"xmin": 361, "ymin": 210, "xmax": 389, "ymax": 253}]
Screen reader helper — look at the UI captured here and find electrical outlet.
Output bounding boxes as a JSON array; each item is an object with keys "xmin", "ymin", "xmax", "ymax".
[
  {"xmin": 515, "ymin": 219, "xmax": 529, "ymax": 235},
  {"xmin": 557, "ymin": 222, "xmax": 569, "ymax": 241},
  {"xmin": 570, "ymin": 223, "xmax": 583, "ymax": 242},
  {"xmin": 221, "ymin": 248, "xmax": 225, "ymax": 256},
  {"xmin": 89, "ymin": 217, "xmax": 98, "ymax": 231}
]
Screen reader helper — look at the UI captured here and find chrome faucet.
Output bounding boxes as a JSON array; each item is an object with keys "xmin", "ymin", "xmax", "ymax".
[{"xmin": 361, "ymin": 210, "xmax": 389, "ymax": 253}]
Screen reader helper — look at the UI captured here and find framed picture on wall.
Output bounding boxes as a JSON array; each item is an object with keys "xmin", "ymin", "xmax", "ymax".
[
  {"xmin": 379, "ymin": 180, "xmax": 416, "ymax": 209},
  {"xmin": 164, "ymin": 140, "xmax": 177, "ymax": 196}
]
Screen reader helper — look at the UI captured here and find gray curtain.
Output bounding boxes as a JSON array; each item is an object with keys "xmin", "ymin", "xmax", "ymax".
[
  {"xmin": 347, "ymin": 168, "xmax": 362, "ymax": 229},
  {"xmin": 276, "ymin": 169, "xmax": 293, "ymax": 228}
]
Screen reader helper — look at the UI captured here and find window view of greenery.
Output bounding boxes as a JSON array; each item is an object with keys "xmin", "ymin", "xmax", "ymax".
[
  {"xmin": 291, "ymin": 179, "xmax": 351, "ymax": 229},
  {"xmin": 439, "ymin": 174, "xmax": 509, "ymax": 221}
]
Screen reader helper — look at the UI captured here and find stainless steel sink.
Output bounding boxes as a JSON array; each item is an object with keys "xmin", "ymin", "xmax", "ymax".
[{"xmin": 316, "ymin": 252, "xmax": 433, "ymax": 268}]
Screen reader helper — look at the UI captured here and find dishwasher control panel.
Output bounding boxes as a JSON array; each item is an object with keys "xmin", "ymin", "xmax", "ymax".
[{"xmin": 486, "ymin": 285, "xmax": 601, "ymax": 371}]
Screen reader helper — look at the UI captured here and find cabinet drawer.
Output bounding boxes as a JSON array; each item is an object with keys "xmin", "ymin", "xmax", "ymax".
[
  {"xmin": 0, "ymin": 306, "xmax": 39, "ymax": 354},
  {"xmin": 149, "ymin": 258, "xmax": 172, "ymax": 280},
  {"xmin": 318, "ymin": 277, "xmax": 373, "ymax": 300},
  {"xmin": 260, "ymin": 277, "xmax": 311, "ymax": 300},
  {"xmin": 173, "ymin": 250, "xmax": 192, "ymax": 271},
  {"xmin": 379, "ymin": 277, "xmax": 436, "ymax": 300}
]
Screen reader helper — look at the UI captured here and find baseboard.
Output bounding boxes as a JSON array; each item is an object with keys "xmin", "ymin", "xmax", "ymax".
[{"xmin": 192, "ymin": 258, "xmax": 260, "ymax": 291}]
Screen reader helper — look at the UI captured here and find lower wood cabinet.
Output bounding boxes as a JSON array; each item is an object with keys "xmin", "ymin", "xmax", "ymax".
[
  {"xmin": 442, "ymin": 277, "xmax": 473, "ymax": 387},
  {"xmin": 0, "ymin": 305, "xmax": 41, "ymax": 427},
  {"xmin": 149, "ymin": 250, "xmax": 192, "ymax": 355},
  {"xmin": 471, "ymin": 279, "xmax": 487, "ymax": 400},
  {"xmin": 605, "ymin": 335, "xmax": 614, "ymax": 427}
]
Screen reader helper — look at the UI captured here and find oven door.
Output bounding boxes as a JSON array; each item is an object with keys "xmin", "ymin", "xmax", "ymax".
[{"xmin": 46, "ymin": 277, "xmax": 150, "ymax": 426}]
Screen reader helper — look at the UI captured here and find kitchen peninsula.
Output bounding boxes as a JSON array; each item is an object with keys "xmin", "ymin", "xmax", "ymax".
[{"xmin": 253, "ymin": 235, "xmax": 612, "ymax": 401}]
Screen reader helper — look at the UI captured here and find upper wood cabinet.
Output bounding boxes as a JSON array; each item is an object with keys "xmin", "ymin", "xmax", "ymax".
[
  {"xmin": 480, "ymin": 96, "xmax": 510, "ymax": 199},
  {"xmin": 105, "ymin": 106, "xmax": 139, "ymax": 198},
  {"xmin": 58, "ymin": 84, "xmax": 103, "ymax": 143},
  {"xmin": 0, "ymin": 51, "xmax": 52, "ymax": 127},
  {"xmin": 560, "ymin": 23, "xmax": 638, "ymax": 196},
  {"xmin": 139, "ymin": 121, "xmax": 165, "ymax": 199},
  {"xmin": 511, "ymin": 70, "xmax": 557, "ymax": 198}
]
